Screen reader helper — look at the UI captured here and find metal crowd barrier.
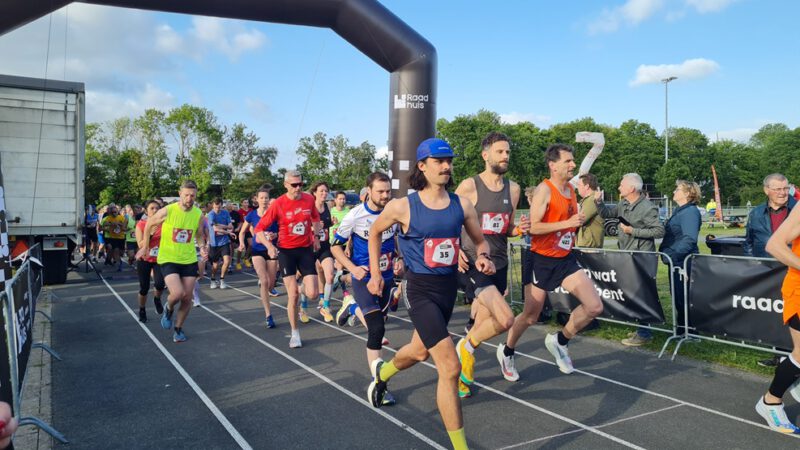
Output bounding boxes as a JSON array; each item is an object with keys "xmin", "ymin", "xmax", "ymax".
[
  {"xmin": 3, "ymin": 245, "xmax": 67, "ymax": 444},
  {"xmin": 665, "ymin": 253, "xmax": 791, "ymax": 360},
  {"xmin": 508, "ymin": 242, "xmax": 679, "ymax": 348}
]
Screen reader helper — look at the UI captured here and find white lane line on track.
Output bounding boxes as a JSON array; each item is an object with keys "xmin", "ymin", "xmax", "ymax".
[
  {"xmin": 497, "ymin": 404, "xmax": 684, "ymax": 450},
  {"xmin": 97, "ymin": 271, "xmax": 252, "ymax": 450},
  {"xmin": 223, "ymin": 281, "xmax": 645, "ymax": 450},
  {"xmin": 239, "ymin": 271, "xmax": 798, "ymax": 438},
  {"xmin": 198, "ymin": 303, "xmax": 447, "ymax": 450}
]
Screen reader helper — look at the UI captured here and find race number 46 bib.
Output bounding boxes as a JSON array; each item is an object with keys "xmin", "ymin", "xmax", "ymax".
[
  {"xmin": 379, "ymin": 253, "xmax": 392, "ymax": 272},
  {"xmin": 291, "ymin": 222, "xmax": 306, "ymax": 236},
  {"xmin": 424, "ymin": 237, "xmax": 459, "ymax": 268},
  {"xmin": 481, "ymin": 212, "xmax": 510, "ymax": 235},
  {"xmin": 172, "ymin": 228, "xmax": 193, "ymax": 244},
  {"xmin": 556, "ymin": 231, "xmax": 574, "ymax": 251}
]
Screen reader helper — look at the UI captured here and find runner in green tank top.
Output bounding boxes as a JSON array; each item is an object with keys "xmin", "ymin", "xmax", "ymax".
[{"xmin": 142, "ymin": 180, "xmax": 208, "ymax": 343}]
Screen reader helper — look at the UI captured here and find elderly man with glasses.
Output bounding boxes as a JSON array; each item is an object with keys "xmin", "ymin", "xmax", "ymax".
[{"xmin": 745, "ymin": 173, "xmax": 797, "ymax": 259}]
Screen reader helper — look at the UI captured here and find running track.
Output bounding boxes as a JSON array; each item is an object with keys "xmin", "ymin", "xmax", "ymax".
[{"xmin": 47, "ymin": 264, "xmax": 800, "ymax": 449}]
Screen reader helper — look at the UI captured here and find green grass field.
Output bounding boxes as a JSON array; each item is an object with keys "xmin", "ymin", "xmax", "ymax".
[{"xmin": 473, "ymin": 221, "xmax": 777, "ymax": 376}]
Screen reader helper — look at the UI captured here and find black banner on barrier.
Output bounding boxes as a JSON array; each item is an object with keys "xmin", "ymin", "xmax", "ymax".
[
  {"xmin": 11, "ymin": 266, "xmax": 33, "ymax": 387},
  {"xmin": 688, "ymin": 255, "xmax": 791, "ymax": 349},
  {"xmin": 0, "ymin": 294, "xmax": 10, "ymax": 411},
  {"xmin": 547, "ymin": 250, "xmax": 665, "ymax": 324}
]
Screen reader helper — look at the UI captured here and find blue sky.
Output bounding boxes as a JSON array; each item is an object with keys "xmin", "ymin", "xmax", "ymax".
[{"xmin": 0, "ymin": 0, "xmax": 797, "ymax": 170}]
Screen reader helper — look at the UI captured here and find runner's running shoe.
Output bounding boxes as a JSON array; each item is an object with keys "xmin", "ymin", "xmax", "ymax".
[
  {"xmin": 298, "ymin": 308, "xmax": 310, "ymax": 324},
  {"xmin": 457, "ymin": 338, "xmax": 475, "ymax": 385},
  {"xmin": 269, "ymin": 288, "xmax": 279, "ymax": 297},
  {"xmin": 496, "ymin": 343, "xmax": 519, "ymax": 382},
  {"xmin": 382, "ymin": 390, "xmax": 396, "ymax": 406},
  {"xmin": 209, "ymin": 280, "xmax": 219, "ymax": 289},
  {"xmin": 368, "ymin": 358, "xmax": 388, "ymax": 408},
  {"xmin": 755, "ymin": 397, "xmax": 800, "ymax": 434},
  {"xmin": 153, "ymin": 297, "xmax": 164, "ymax": 315},
  {"xmin": 160, "ymin": 306, "xmax": 173, "ymax": 330},
  {"xmin": 337, "ymin": 295, "xmax": 356, "ymax": 326},
  {"xmin": 458, "ymin": 379, "xmax": 471, "ymax": 398},
  {"xmin": 289, "ymin": 332, "xmax": 302, "ymax": 348},
  {"xmin": 138, "ymin": 308, "xmax": 147, "ymax": 323},
  {"xmin": 219, "ymin": 279, "xmax": 229, "ymax": 289},
  {"xmin": 173, "ymin": 329, "xmax": 187, "ymax": 343},
  {"xmin": 388, "ymin": 286, "xmax": 400, "ymax": 312},
  {"xmin": 545, "ymin": 333, "xmax": 574, "ymax": 374},
  {"xmin": 320, "ymin": 307, "xmax": 334, "ymax": 323},
  {"xmin": 266, "ymin": 315, "xmax": 276, "ymax": 329}
]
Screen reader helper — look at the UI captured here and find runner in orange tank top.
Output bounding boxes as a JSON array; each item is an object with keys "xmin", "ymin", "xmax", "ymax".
[
  {"xmin": 500, "ymin": 144, "xmax": 604, "ymax": 376},
  {"xmin": 756, "ymin": 206, "xmax": 800, "ymax": 433}
]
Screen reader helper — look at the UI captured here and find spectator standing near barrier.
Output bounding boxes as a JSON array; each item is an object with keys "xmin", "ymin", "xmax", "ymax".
[
  {"xmin": 255, "ymin": 170, "xmax": 321, "ymax": 348},
  {"xmin": 576, "ymin": 173, "xmax": 604, "ymax": 248},
  {"xmin": 745, "ymin": 174, "xmax": 797, "ymax": 367},
  {"xmin": 453, "ymin": 132, "xmax": 529, "ymax": 398},
  {"xmin": 756, "ymin": 204, "xmax": 800, "ymax": 434},
  {"xmin": 365, "ymin": 138, "xmax": 493, "ymax": 450},
  {"xmin": 657, "ymin": 181, "xmax": 701, "ymax": 338},
  {"xmin": 145, "ymin": 180, "xmax": 208, "ymax": 343},
  {"xmin": 500, "ymin": 144, "xmax": 604, "ymax": 377},
  {"xmin": 596, "ymin": 173, "xmax": 664, "ymax": 346}
]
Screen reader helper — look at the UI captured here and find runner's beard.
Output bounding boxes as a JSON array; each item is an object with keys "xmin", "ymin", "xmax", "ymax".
[{"xmin": 490, "ymin": 162, "xmax": 509, "ymax": 175}]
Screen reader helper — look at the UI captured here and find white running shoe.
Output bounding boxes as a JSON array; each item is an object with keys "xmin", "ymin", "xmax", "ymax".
[
  {"xmin": 755, "ymin": 397, "xmax": 800, "ymax": 434},
  {"xmin": 545, "ymin": 333, "xmax": 574, "ymax": 374},
  {"xmin": 193, "ymin": 296, "xmax": 201, "ymax": 307},
  {"xmin": 289, "ymin": 332, "xmax": 302, "ymax": 348},
  {"xmin": 219, "ymin": 279, "xmax": 229, "ymax": 289},
  {"xmin": 209, "ymin": 280, "xmax": 219, "ymax": 289},
  {"xmin": 496, "ymin": 343, "xmax": 520, "ymax": 382}
]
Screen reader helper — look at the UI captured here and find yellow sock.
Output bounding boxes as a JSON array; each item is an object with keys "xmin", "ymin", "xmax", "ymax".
[
  {"xmin": 447, "ymin": 428, "xmax": 468, "ymax": 450},
  {"xmin": 379, "ymin": 360, "xmax": 400, "ymax": 381}
]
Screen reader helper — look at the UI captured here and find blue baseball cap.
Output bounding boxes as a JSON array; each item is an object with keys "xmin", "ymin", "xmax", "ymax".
[{"xmin": 416, "ymin": 138, "xmax": 457, "ymax": 161}]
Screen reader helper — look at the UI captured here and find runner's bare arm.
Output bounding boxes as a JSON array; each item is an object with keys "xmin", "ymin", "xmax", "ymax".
[
  {"xmin": 766, "ymin": 205, "xmax": 800, "ymax": 271},
  {"xmin": 238, "ymin": 221, "xmax": 251, "ymax": 250},
  {"xmin": 460, "ymin": 196, "xmax": 495, "ymax": 274},
  {"xmin": 135, "ymin": 224, "xmax": 146, "ymax": 249},
  {"xmin": 196, "ymin": 216, "xmax": 208, "ymax": 249},
  {"xmin": 254, "ymin": 204, "xmax": 277, "ymax": 246},
  {"xmin": 141, "ymin": 207, "xmax": 168, "ymax": 254},
  {"xmin": 368, "ymin": 198, "xmax": 408, "ymax": 278},
  {"xmin": 507, "ymin": 181, "xmax": 529, "ymax": 235},
  {"xmin": 454, "ymin": 177, "xmax": 477, "ymax": 206}
]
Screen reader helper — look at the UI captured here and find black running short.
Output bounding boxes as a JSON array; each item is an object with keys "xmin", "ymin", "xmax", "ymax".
[
  {"xmin": 208, "ymin": 244, "xmax": 231, "ymax": 262},
  {"xmin": 251, "ymin": 249, "xmax": 278, "ymax": 261},
  {"xmin": 278, "ymin": 246, "xmax": 316, "ymax": 278},
  {"xmin": 351, "ymin": 276, "xmax": 393, "ymax": 315},
  {"xmin": 85, "ymin": 227, "xmax": 98, "ymax": 243},
  {"xmin": 315, "ymin": 241, "xmax": 333, "ymax": 262},
  {"xmin": 106, "ymin": 238, "xmax": 125, "ymax": 251},
  {"xmin": 404, "ymin": 271, "xmax": 459, "ymax": 349},
  {"xmin": 464, "ymin": 263, "xmax": 508, "ymax": 297},
  {"xmin": 530, "ymin": 251, "xmax": 582, "ymax": 292},
  {"xmin": 161, "ymin": 262, "xmax": 199, "ymax": 279},
  {"xmin": 521, "ymin": 249, "xmax": 534, "ymax": 285},
  {"xmin": 126, "ymin": 241, "xmax": 138, "ymax": 252},
  {"xmin": 137, "ymin": 260, "xmax": 165, "ymax": 295}
]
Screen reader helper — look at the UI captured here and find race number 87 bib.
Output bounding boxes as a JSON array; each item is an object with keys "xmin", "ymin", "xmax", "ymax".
[
  {"xmin": 424, "ymin": 237, "xmax": 460, "ymax": 268},
  {"xmin": 481, "ymin": 212, "xmax": 509, "ymax": 235}
]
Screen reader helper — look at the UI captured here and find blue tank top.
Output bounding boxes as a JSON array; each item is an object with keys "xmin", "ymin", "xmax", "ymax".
[{"xmin": 399, "ymin": 192, "xmax": 464, "ymax": 276}]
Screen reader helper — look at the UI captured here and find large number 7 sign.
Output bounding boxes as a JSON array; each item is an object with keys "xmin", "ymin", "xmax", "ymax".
[{"xmin": 569, "ymin": 131, "xmax": 605, "ymax": 188}]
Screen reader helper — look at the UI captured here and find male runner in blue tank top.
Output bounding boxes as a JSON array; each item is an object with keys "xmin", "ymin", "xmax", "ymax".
[
  {"xmin": 366, "ymin": 138, "xmax": 494, "ymax": 450},
  {"xmin": 454, "ymin": 132, "xmax": 530, "ymax": 398}
]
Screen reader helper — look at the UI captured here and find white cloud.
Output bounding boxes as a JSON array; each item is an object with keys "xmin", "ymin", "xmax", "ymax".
[
  {"xmin": 189, "ymin": 17, "xmax": 267, "ymax": 62},
  {"xmin": 499, "ymin": 112, "xmax": 552, "ymax": 126},
  {"xmin": 588, "ymin": 0, "xmax": 665, "ymax": 34},
  {"xmin": 685, "ymin": 0, "xmax": 736, "ymax": 13},
  {"xmin": 87, "ymin": 83, "xmax": 176, "ymax": 123},
  {"xmin": 629, "ymin": 58, "xmax": 719, "ymax": 86},
  {"xmin": 707, "ymin": 127, "xmax": 756, "ymax": 143}
]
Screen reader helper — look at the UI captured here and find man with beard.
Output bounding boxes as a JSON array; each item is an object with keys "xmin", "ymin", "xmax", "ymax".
[
  {"xmin": 365, "ymin": 138, "xmax": 494, "ymax": 450},
  {"xmin": 453, "ymin": 132, "xmax": 529, "ymax": 398},
  {"xmin": 498, "ymin": 144, "xmax": 604, "ymax": 376},
  {"xmin": 331, "ymin": 172, "xmax": 402, "ymax": 405}
]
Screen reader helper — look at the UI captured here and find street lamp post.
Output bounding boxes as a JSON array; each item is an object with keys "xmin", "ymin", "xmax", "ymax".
[{"xmin": 662, "ymin": 76, "xmax": 677, "ymax": 216}]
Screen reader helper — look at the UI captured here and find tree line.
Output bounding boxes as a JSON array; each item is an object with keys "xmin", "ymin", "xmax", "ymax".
[{"xmin": 85, "ymin": 105, "xmax": 799, "ymax": 208}]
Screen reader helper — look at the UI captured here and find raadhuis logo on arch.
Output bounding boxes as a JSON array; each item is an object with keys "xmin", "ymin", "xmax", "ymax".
[{"xmin": 393, "ymin": 93, "xmax": 428, "ymax": 109}]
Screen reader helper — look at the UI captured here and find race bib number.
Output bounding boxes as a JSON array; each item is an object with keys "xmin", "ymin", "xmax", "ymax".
[
  {"xmin": 129, "ymin": 230, "xmax": 136, "ymax": 240},
  {"xmin": 113, "ymin": 225, "xmax": 122, "ymax": 234},
  {"xmin": 481, "ymin": 212, "xmax": 509, "ymax": 235},
  {"xmin": 319, "ymin": 227, "xmax": 328, "ymax": 239},
  {"xmin": 424, "ymin": 237, "xmax": 459, "ymax": 268},
  {"xmin": 379, "ymin": 253, "xmax": 392, "ymax": 272},
  {"xmin": 292, "ymin": 222, "xmax": 306, "ymax": 236},
  {"xmin": 149, "ymin": 247, "xmax": 159, "ymax": 257},
  {"xmin": 556, "ymin": 231, "xmax": 574, "ymax": 251},
  {"xmin": 173, "ymin": 228, "xmax": 193, "ymax": 244}
]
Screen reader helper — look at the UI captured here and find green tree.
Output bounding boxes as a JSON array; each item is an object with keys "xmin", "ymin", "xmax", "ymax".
[{"xmin": 296, "ymin": 132, "xmax": 331, "ymax": 182}]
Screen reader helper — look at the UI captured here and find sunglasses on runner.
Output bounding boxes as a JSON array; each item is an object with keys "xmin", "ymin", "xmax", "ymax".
[{"xmin": 289, "ymin": 182, "xmax": 305, "ymax": 188}]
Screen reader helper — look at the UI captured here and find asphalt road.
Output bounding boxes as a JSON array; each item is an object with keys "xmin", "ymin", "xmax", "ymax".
[{"xmin": 46, "ymin": 262, "xmax": 800, "ymax": 449}]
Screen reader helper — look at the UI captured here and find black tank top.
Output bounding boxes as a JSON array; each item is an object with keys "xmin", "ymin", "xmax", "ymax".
[{"xmin": 461, "ymin": 176, "xmax": 513, "ymax": 269}]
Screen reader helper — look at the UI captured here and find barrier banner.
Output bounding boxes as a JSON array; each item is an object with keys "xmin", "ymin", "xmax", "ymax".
[
  {"xmin": 0, "ymin": 293, "xmax": 10, "ymax": 408},
  {"xmin": 688, "ymin": 254, "xmax": 791, "ymax": 349},
  {"xmin": 10, "ymin": 264, "xmax": 33, "ymax": 387},
  {"xmin": 547, "ymin": 250, "xmax": 665, "ymax": 323}
]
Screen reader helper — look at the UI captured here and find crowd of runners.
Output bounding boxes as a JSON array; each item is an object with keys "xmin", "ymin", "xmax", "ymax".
[{"xmin": 82, "ymin": 132, "xmax": 800, "ymax": 448}]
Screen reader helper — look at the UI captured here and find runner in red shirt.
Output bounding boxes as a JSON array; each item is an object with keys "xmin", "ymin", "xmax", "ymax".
[
  {"xmin": 255, "ymin": 170, "xmax": 321, "ymax": 348},
  {"xmin": 134, "ymin": 200, "xmax": 166, "ymax": 323}
]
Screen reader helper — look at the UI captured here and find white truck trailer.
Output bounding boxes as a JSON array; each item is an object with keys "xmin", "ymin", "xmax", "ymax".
[{"xmin": 0, "ymin": 74, "xmax": 85, "ymax": 284}]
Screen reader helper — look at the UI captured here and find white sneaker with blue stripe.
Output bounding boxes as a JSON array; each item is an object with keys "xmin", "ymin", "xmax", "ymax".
[{"xmin": 755, "ymin": 397, "xmax": 800, "ymax": 434}]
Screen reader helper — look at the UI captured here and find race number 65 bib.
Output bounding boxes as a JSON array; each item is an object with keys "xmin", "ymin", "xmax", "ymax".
[
  {"xmin": 481, "ymin": 212, "xmax": 509, "ymax": 235},
  {"xmin": 556, "ymin": 231, "xmax": 574, "ymax": 251},
  {"xmin": 292, "ymin": 222, "xmax": 306, "ymax": 236},
  {"xmin": 173, "ymin": 228, "xmax": 193, "ymax": 244},
  {"xmin": 424, "ymin": 237, "xmax": 460, "ymax": 268},
  {"xmin": 379, "ymin": 253, "xmax": 392, "ymax": 272}
]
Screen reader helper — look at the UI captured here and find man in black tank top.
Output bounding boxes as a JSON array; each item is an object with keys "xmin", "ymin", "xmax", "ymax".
[
  {"xmin": 454, "ymin": 132, "xmax": 529, "ymax": 398},
  {"xmin": 365, "ymin": 138, "xmax": 494, "ymax": 450}
]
